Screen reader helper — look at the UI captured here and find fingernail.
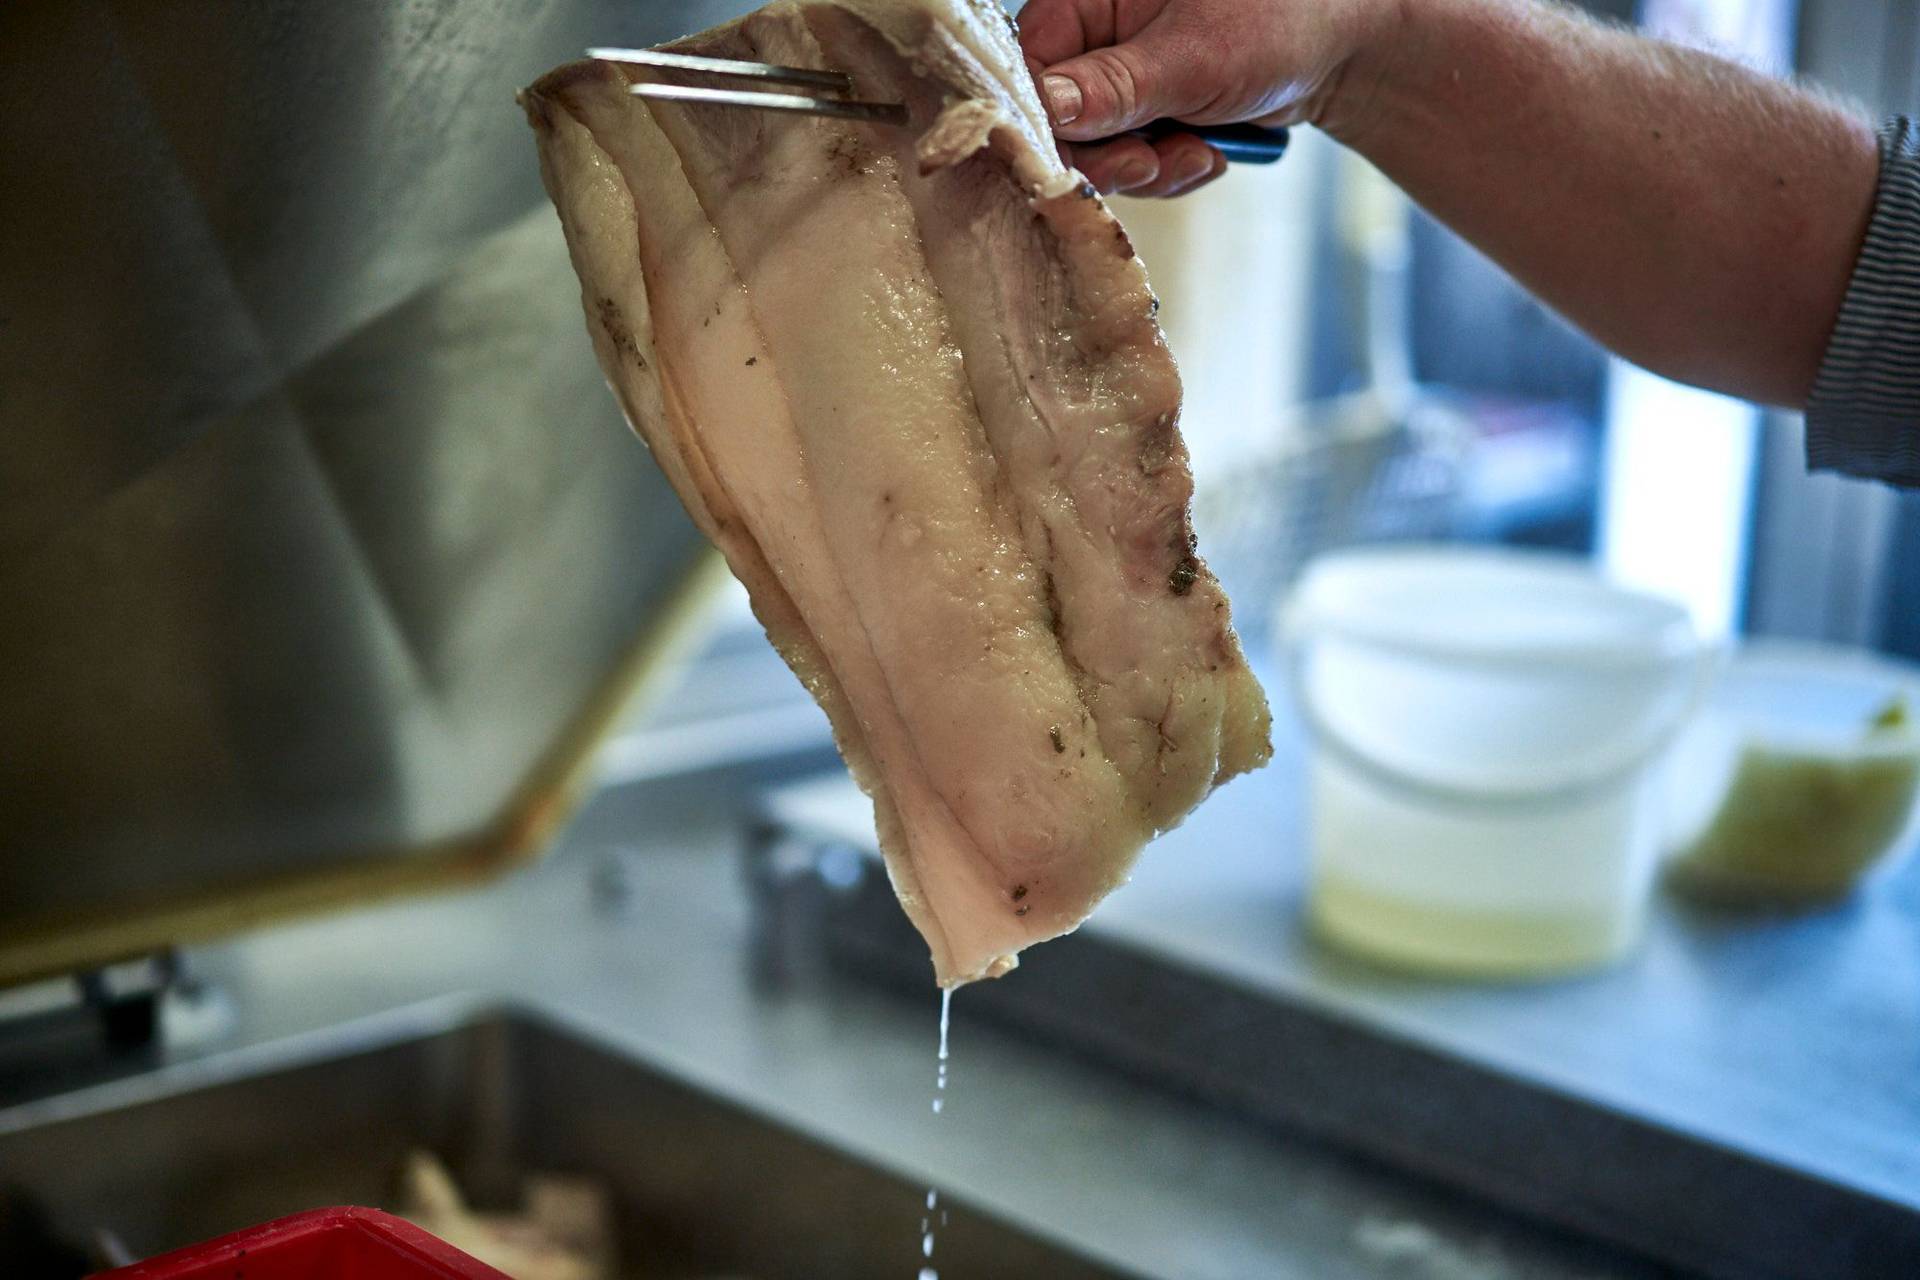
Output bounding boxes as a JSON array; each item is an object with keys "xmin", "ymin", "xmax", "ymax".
[
  {"xmin": 1042, "ymin": 74, "xmax": 1082, "ymax": 125},
  {"xmin": 1116, "ymin": 157, "xmax": 1156, "ymax": 188},
  {"xmin": 1174, "ymin": 149, "xmax": 1213, "ymax": 184}
]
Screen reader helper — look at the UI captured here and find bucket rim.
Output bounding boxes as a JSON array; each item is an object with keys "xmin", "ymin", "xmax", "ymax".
[{"xmin": 1284, "ymin": 545, "xmax": 1705, "ymax": 674}]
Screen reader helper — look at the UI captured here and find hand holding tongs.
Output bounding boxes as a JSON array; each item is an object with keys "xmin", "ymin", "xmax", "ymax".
[{"xmin": 587, "ymin": 47, "xmax": 1289, "ymax": 164}]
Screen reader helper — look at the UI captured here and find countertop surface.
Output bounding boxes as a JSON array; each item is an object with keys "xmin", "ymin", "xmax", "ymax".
[
  {"xmin": 770, "ymin": 720, "xmax": 1920, "ymax": 1222},
  {"xmin": 5, "ymin": 773, "xmax": 1656, "ymax": 1280},
  {"xmin": 1097, "ymin": 771, "xmax": 1920, "ymax": 1213}
]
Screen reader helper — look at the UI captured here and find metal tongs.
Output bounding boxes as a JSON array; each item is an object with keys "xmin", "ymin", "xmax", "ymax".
[{"xmin": 587, "ymin": 47, "xmax": 1288, "ymax": 163}]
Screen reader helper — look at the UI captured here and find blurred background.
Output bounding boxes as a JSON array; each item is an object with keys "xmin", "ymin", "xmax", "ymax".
[
  {"xmin": 3, "ymin": 0, "xmax": 1919, "ymax": 1276},
  {"xmin": 640, "ymin": 0, "xmax": 1918, "ymax": 755}
]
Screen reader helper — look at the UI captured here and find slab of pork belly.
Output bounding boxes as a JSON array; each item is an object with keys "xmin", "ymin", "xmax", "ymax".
[{"xmin": 522, "ymin": 0, "xmax": 1269, "ymax": 986}]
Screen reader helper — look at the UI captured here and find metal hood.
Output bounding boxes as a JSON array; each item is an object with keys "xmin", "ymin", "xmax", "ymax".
[{"xmin": 0, "ymin": 0, "xmax": 742, "ymax": 982}]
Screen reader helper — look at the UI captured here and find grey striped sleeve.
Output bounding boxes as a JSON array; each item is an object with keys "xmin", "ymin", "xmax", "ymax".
[{"xmin": 1806, "ymin": 117, "xmax": 1920, "ymax": 488}]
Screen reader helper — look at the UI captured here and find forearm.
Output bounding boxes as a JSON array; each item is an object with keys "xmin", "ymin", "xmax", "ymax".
[{"xmin": 1327, "ymin": 0, "xmax": 1879, "ymax": 407}]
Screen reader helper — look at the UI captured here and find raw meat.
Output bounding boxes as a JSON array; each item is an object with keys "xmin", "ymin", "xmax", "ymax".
[{"xmin": 522, "ymin": 0, "xmax": 1270, "ymax": 986}]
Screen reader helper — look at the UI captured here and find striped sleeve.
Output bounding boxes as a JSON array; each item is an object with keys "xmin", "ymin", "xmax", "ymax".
[{"xmin": 1806, "ymin": 117, "xmax": 1920, "ymax": 488}]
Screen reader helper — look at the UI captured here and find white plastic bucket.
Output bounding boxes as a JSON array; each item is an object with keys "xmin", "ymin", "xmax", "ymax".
[{"xmin": 1283, "ymin": 547, "xmax": 1719, "ymax": 976}]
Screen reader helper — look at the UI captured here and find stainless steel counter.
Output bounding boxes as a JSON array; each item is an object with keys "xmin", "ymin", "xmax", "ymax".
[
  {"xmin": 640, "ymin": 645, "xmax": 1920, "ymax": 1251},
  {"xmin": 2, "ymin": 774, "xmax": 1654, "ymax": 1280},
  {"xmin": 764, "ymin": 710, "xmax": 1920, "ymax": 1279}
]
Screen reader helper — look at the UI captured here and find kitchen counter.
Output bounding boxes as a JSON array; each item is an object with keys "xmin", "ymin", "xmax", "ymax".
[
  {"xmin": 3, "ymin": 772, "xmax": 1650, "ymax": 1280},
  {"xmin": 606, "ymin": 631, "xmax": 1920, "ymax": 1276},
  {"xmin": 1093, "ymin": 752, "xmax": 1920, "ymax": 1213},
  {"xmin": 765, "ymin": 720, "xmax": 1920, "ymax": 1215},
  {"xmin": 762, "ymin": 705, "xmax": 1920, "ymax": 1278}
]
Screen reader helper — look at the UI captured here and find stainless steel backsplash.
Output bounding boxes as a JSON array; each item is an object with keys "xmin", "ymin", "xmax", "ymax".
[{"xmin": 0, "ymin": 1, "xmax": 738, "ymax": 938}]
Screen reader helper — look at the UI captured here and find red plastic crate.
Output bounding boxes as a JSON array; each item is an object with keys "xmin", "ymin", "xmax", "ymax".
[{"xmin": 92, "ymin": 1206, "xmax": 512, "ymax": 1280}]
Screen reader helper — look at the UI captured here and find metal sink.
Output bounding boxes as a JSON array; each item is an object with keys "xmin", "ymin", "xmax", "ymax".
[{"xmin": 0, "ymin": 1005, "xmax": 1132, "ymax": 1279}]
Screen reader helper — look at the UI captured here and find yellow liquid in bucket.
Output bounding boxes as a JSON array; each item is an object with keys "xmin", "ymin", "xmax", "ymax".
[{"xmin": 1310, "ymin": 873, "xmax": 1641, "ymax": 977}]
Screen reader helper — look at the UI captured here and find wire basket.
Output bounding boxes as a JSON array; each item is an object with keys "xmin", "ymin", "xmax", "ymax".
[{"xmin": 1193, "ymin": 390, "xmax": 1466, "ymax": 647}]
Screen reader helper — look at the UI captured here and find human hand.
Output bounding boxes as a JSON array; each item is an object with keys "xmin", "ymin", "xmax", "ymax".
[{"xmin": 1016, "ymin": 0, "xmax": 1402, "ymax": 196}]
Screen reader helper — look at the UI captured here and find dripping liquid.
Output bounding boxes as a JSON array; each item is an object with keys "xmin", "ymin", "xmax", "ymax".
[
  {"xmin": 932, "ymin": 986, "xmax": 951, "ymax": 1114},
  {"xmin": 918, "ymin": 987, "xmax": 953, "ymax": 1280}
]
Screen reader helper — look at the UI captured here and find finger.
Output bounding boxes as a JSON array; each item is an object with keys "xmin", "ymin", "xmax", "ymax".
[
  {"xmin": 1063, "ymin": 136, "xmax": 1163, "ymax": 195},
  {"xmin": 1017, "ymin": 0, "xmax": 1124, "ymax": 69},
  {"xmin": 1127, "ymin": 134, "xmax": 1224, "ymax": 198},
  {"xmin": 1038, "ymin": 18, "xmax": 1212, "ymax": 141}
]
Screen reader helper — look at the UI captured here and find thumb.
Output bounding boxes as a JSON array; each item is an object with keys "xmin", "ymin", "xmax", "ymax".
[{"xmin": 1038, "ymin": 21, "xmax": 1207, "ymax": 141}]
